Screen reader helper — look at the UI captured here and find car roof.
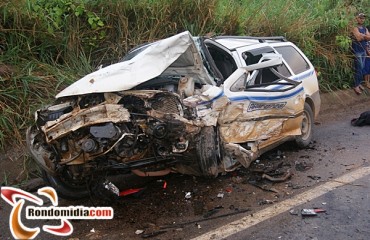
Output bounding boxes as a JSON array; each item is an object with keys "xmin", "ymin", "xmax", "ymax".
[{"xmin": 211, "ymin": 36, "xmax": 288, "ymax": 51}]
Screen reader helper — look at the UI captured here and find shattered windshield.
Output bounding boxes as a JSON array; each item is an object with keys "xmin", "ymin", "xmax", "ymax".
[{"xmin": 121, "ymin": 43, "xmax": 151, "ymax": 62}]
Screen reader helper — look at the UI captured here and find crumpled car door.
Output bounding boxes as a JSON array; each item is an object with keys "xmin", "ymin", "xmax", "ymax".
[{"xmin": 220, "ymin": 67, "xmax": 305, "ymax": 150}]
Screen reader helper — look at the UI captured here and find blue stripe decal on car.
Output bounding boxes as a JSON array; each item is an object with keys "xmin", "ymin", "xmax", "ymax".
[
  {"xmin": 293, "ymin": 70, "xmax": 314, "ymax": 81},
  {"xmin": 269, "ymin": 70, "xmax": 314, "ymax": 90},
  {"xmin": 198, "ymin": 90, "xmax": 225, "ymax": 105},
  {"xmin": 229, "ymin": 86, "xmax": 304, "ymax": 102}
]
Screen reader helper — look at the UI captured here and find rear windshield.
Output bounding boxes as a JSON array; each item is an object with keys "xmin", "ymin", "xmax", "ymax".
[{"xmin": 274, "ymin": 46, "xmax": 310, "ymax": 74}]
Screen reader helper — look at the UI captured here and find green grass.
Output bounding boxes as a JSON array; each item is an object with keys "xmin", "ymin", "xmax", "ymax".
[{"xmin": 0, "ymin": 0, "xmax": 370, "ymax": 149}]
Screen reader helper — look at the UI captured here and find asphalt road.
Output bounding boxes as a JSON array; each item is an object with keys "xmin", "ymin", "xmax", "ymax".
[{"xmin": 1, "ymin": 89, "xmax": 370, "ymax": 240}]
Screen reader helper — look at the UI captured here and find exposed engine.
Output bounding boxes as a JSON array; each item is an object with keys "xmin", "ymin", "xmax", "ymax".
[{"xmin": 28, "ymin": 89, "xmax": 201, "ymax": 183}]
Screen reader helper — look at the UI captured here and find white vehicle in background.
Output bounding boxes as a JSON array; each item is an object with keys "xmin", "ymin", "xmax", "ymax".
[{"xmin": 27, "ymin": 31, "xmax": 320, "ymax": 199}]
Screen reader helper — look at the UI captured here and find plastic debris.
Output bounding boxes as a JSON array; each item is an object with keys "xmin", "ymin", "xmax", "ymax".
[
  {"xmin": 301, "ymin": 208, "xmax": 326, "ymax": 216},
  {"xmin": 313, "ymin": 208, "xmax": 326, "ymax": 213},
  {"xmin": 90, "ymin": 228, "xmax": 95, "ymax": 233},
  {"xmin": 185, "ymin": 192, "xmax": 192, "ymax": 199},
  {"xmin": 103, "ymin": 180, "xmax": 120, "ymax": 196},
  {"xmin": 217, "ymin": 193, "xmax": 224, "ymax": 198},
  {"xmin": 301, "ymin": 209, "xmax": 317, "ymax": 216},
  {"xmin": 135, "ymin": 229, "xmax": 144, "ymax": 235},
  {"xmin": 119, "ymin": 188, "xmax": 145, "ymax": 197}
]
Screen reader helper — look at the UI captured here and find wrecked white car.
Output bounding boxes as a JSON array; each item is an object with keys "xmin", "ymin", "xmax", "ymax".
[{"xmin": 26, "ymin": 31, "xmax": 320, "ymax": 199}]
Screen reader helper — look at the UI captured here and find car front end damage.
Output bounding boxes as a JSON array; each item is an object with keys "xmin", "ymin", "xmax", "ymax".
[
  {"xmin": 27, "ymin": 90, "xmax": 200, "ymax": 171},
  {"xmin": 26, "ymin": 83, "xmax": 231, "ymax": 198}
]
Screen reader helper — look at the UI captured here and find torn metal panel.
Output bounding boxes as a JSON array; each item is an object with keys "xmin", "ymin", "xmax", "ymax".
[
  {"xmin": 42, "ymin": 104, "xmax": 130, "ymax": 143},
  {"xmin": 56, "ymin": 31, "xmax": 215, "ymax": 98},
  {"xmin": 220, "ymin": 119, "xmax": 285, "ymax": 143},
  {"xmin": 223, "ymin": 143, "xmax": 256, "ymax": 169}
]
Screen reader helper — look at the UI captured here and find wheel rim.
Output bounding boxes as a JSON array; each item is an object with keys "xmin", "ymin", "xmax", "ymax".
[{"xmin": 301, "ymin": 110, "xmax": 311, "ymax": 141}]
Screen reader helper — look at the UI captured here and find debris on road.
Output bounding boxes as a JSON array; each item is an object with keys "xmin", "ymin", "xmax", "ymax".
[
  {"xmin": 301, "ymin": 209, "xmax": 317, "ymax": 216},
  {"xmin": 135, "ymin": 229, "xmax": 144, "ymax": 235},
  {"xmin": 295, "ymin": 161, "xmax": 313, "ymax": 171},
  {"xmin": 313, "ymin": 208, "xmax": 326, "ymax": 213},
  {"xmin": 289, "ymin": 209, "xmax": 299, "ymax": 215},
  {"xmin": 301, "ymin": 208, "xmax": 326, "ymax": 217},
  {"xmin": 185, "ymin": 192, "xmax": 192, "ymax": 199},
  {"xmin": 231, "ymin": 176, "xmax": 243, "ymax": 184},
  {"xmin": 262, "ymin": 171, "xmax": 292, "ymax": 182},
  {"xmin": 307, "ymin": 175, "xmax": 321, "ymax": 181},
  {"xmin": 248, "ymin": 181, "xmax": 279, "ymax": 193},
  {"xmin": 119, "ymin": 188, "xmax": 145, "ymax": 197},
  {"xmin": 217, "ymin": 193, "xmax": 224, "ymax": 198},
  {"xmin": 103, "ymin": 180, "xmax": 120, "ymax": 196},
  {"xmin": 141, "ymin": 230, "xmax": 167, "ymax": 238},
  {"xmin": 225, "ymin": 186, "xmax": 233, "ymax": 193},
  {"xmin": 258, "ymin": 199, "xmax": 275, "ymax": 205}
]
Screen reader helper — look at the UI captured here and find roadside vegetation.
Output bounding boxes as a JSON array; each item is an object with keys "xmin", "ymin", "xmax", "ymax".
[{"xmin": 0, "ymin": 0, "xmax": 369, "ymax": 149}]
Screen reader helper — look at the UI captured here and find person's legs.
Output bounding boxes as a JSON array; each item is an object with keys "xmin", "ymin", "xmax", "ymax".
[
  {"xmin": 354, "ymin": 52, "xmax": 366, "ymax": 93},
  {"xmin": 366, "ymin": 74, "xmax": 370, "ymax": 89},
  {"xmin": 365, "ymin": 57, "xmax": 370, "ymax": 89}
]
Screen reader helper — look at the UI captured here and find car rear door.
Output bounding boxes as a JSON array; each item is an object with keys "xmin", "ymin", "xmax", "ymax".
[{"xmin": 219, "ymin": 62, "xmax": 305, "ymax": 150}]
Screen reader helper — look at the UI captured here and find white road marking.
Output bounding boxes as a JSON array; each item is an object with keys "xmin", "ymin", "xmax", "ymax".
[{"xmin": 192, "ymin": 166, "xmax": 370, "ymax": 240}]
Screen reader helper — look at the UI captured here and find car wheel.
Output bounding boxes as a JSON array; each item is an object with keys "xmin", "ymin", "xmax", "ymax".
[
  {"xmin": 196, "ymin": 126, "xmax": 219, "ymax": 177},
  {"xmin": 295, "ymin": 102, "xmax": 313, "ymax": 147},
  {"xmin": 42, "ymin": 167, "xmax": 90, "ymax": 200}
]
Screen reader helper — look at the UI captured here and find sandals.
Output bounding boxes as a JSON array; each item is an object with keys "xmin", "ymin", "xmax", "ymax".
[{"xmin": 354, "ymin": 86, "xmax": 362, "ymax": 95}]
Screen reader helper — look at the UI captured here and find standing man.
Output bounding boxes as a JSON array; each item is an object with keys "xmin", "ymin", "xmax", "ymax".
[{"xmin": 352, "ymin": 12, "xmax": 370, "ymax": 94}]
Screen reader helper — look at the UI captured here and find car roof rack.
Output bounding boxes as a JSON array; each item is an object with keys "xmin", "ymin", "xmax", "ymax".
[{"xmin": 213, "ymin": 36, "xmax": 287, "ymax": 43}]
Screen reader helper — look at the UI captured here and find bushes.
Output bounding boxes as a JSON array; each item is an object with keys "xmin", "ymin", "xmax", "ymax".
[{"xmin": 0, "ymin": 0, "xmax": 369, "ymax": 148}]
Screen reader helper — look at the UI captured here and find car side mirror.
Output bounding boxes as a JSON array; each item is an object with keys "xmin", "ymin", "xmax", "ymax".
[{"xmin": 243, "ymin": 53, "xmax": 283, "ymax": 72}]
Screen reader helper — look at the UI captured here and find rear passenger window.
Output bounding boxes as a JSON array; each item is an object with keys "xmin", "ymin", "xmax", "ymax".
[
  {"xmin": 250, "ymin": 63, "xmax": 291, "ymax": 85},
  {"xmin": 274, "ymin": 46, "xmax": 310, "ymax": 74}
]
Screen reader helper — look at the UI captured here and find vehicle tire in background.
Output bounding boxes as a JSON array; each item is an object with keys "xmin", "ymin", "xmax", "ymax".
[
  {"xmin": 196, "ymin": 126, "xmax": 219, "ymax": 177},
  {"xmin": 42, "ymin": 168, "xmax": 90, "ymax": 200},
  {"xmin": 295, "ymin": 102, "xmax": 314, "ymax": 147}
]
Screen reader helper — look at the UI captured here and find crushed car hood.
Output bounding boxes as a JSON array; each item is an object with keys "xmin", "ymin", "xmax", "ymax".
[{"xmin": 56, "ymin": 31, "xmax": 214, "ymax": 98}]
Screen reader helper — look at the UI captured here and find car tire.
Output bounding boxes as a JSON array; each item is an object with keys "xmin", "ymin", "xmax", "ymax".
[
  {"xmin": 196, "ymin": 126, "xmax": 219, "ymax": 178},
  {"xmin": 295, "ymin": 102, "xmax": 313, "ymax": 148},
  {"xmin": 42, "ymin": 169, "xmax": 90, "ymax": 200}
]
